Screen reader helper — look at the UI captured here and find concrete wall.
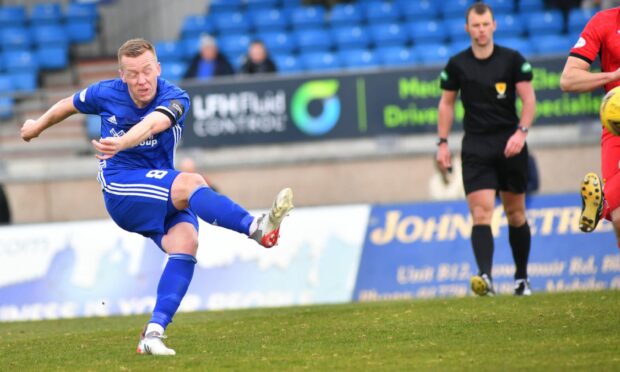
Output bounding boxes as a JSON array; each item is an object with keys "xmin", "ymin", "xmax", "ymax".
[{"xmin": 3, "ymin": 143, "xmax": 600, "ymax": 224}]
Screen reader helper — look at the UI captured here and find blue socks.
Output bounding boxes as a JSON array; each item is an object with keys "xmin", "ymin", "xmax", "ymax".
[
  {"xmin": 150, "ymin": 253, "xmax": 196, "ymax": 329},
  {"xmin": 188, "ymin": 185, "xmax": 254, "ymax": 235}
]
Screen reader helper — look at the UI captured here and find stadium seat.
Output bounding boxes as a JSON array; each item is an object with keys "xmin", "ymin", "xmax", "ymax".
[
  {"xmin": 338, "ymin": 48, "xmax": 379, "ymax": 70},
  {"xmin": 155, "ymin": 41, "xmax": 184, "ymax": 63},
  {"xmin": 8, "ymin": 72, "xmax": 38, "ymax": 93},
  {"xmin": 35, "ymin": 45, "xmax": 69, "ymax": 70},
  {"xmin": 65, "ymin": 21, "xmax": 96, "ymax": 43},
  {"xmin": 244, "ymin": 0, "xmax": 281, "ymax": 11},
  {"xmin": 568, "ymin": 8, "xmax": 597, "ymax": 35},
  {"xmin": 65, "ymin": 2, "xmax": 98, "ymax": 23},
  {"xmin": 0, "ymin": 75, "xmax": 14, "ymax": 94},
  {"xmin": 440, "ymin": 0, "xmax": 472, "ymax": 20},
  {"xmin": 376, "ymin": 46, "xmax": 418, "ymax": 66},
  {"xmin": 329, "ymin": 4, "xmax": 364, "ymax": 27},
  {"xmin": 494, "ymin": 14, "xmax": 525, "ymax": 39},
  {"xmin": 397, "ymin": 0, "xmax": 440, "ymax": 22},
  {"xmin": 484, "ymin": 0, "xmax": 514, "ymax": 15},
  {"xmin": 218, "ymin": 33, "xmax": 252, "ymax": 58},
  {"xmin": 294, "ymin": 28, "xmax": 333, "ymax": 52},
  {"xmin": 30, "ymin": 3, "xmax": 63, "ymax": 25},
  {"xmin": 257, "ymin": 31, "xmax": 297, "ymax": 54},
  {"xmin": 290, "ymin": 6, "xmax": 325, "ymax": 30},
  {"xmin": 518, "ymin": 0, "xmax": 544, "ymax": 13},
  {"xmin": 300, "ymin": 51, "xmax": 341, "ymax": 72},
  {"xmin": 273, "ymin": 54, "xmax": 303, "ymax": 74},
  {"xmin": 494, "ymin": 37, "xmax": 534, "ymax": 57},
  {"xmin": 449, "ymin": 39, "xmax": 471, "ymax": 54},
  {"xmin": 212, "ymin": 11, "xmax": 251, "ymax": 34},
  {"xmin": 280, "ymin": 0, "xmax": 304, "ymax": 9},
  {"xmin": 0, "ymin": 27, "xmax": 32, "ymax": 51},
  {"xmin": 0, "ymin": 96, "xmax": 13, "ymax": 119},
  {"xmin": 445, "ymin": 18, "xmax": 469, "ymax": 43},
  {"xmin": 160, "ymin": 61, "xmax": 188, "ymax": 82},
  {"xmin": 31, "ymin": 25, "xmax": 69, "ymax": 47},
  {"xmin": 532, "ymin": 34, "xmax": 574, "ymax": 56},
  {"xmin": 208, "ymin": 0, "xmax": 243, "ymax": 14},
  {"xmin": 362, "ymin": 2, "xmax": 400, "ymax": 24},
  {"xmin": 3, "ymin": 50, "xmax": 38, "ymax": 73},
  {"xmin": 409, "ymin": 21, "xmax": 447, "ymax": 45},
  {"xmin": 249, "ymin": 8, "xmax": 289, "ymax": 32},
  {"xmin": 369, "ymin": 22, "xmax": 409, "ymax": 48},
  {"xmin": 0, "ymin": 5, "xmax": 26, "ymax": 28},
  {"xmin": 180, "ymin": 37, "xmax": 201, "ymax": 60},
  {"xmin": 413, "ymin": 43, "xmax": 451, "ymax": 65},
  {"xmin": 525, "ymin": 10, "xmax": 564, "ymax": 36},
  {"xmin": 180, "ymin": 15, "xmax": 215, "ymax": 39},
  {"xmin": 331, "ymin": 26, "xmax": 371, "ymax": 51}
]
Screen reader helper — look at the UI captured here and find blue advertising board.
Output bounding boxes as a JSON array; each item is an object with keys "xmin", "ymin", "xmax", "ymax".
[{"xmin": 354, "ymin": 194, "xmax": 620, "ymax": 300}]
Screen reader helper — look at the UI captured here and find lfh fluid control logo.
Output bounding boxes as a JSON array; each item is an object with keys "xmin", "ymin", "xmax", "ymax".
[{"xmin": 291, "ymin": 80, "xmax": 341, "ymax": 136}]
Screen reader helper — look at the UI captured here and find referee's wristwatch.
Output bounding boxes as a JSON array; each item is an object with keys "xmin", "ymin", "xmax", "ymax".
[
  {"xmin": 436, "ymin": 137, "xmax": 448, "ymax": 146},
  {"xmin": 517, "ymin": 126, "xmax": 529, "ymax": 134}
]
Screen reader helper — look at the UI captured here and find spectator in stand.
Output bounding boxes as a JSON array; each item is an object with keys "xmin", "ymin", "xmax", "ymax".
[
  {"xmin": 581, "ymin": 0, "xmax": 620, "ymax": 9},
  {"xmin": 184, "ymin": 34, "xmax": 234, "ymax": 81},
  {"xmin": 240, "ymin": 40, "xmax": 277, "ymax": 75},
  {"xmin": 0, "ymin": 183, "xmax": 11, "ymax": 224}
]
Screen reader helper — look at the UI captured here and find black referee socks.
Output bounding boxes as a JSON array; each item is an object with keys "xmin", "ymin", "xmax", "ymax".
[
  {"xmin": 509, "ymin": 222, "xmax": 531, "ymax": 280},
  {"xmin": 471, "ymin": 225, "xmax": 494, "ymax": 278}
]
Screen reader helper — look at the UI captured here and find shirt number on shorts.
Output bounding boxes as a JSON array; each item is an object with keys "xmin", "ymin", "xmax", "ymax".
[{"xmin": 146, "ymin": 170, "xmax": 168, "ymax": 179}]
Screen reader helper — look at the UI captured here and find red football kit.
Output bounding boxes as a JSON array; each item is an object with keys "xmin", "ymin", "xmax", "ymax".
[{"xmin": 570, "ymin": 7, "xmax": 620, "ymax": 215}]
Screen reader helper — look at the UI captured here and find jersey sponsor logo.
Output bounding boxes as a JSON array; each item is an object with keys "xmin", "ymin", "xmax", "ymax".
[
  {"xmin": 168, "ymin": 99, "xmax": 185, "ymax": 120},
  {"xmin": 440, "ymin": 70, "xmax": 448, "ymax": 81},
  {"xmin": 573, "ymin": 37, "xmax": 586, "ymax": 48},
  {"xmin": 495, "ymin": 82, "xmax": 507, "ymax": 99},
  {"xmin": 521, "ymin": 62, "xmax": 532, "ymax": 73},
  {"xmin": 108, "ymin": 115, "xmax": 117, "ymax": 125},
  {"xmin": 79, "ymin": 88, "xmax": 87, "ymax": 102}
]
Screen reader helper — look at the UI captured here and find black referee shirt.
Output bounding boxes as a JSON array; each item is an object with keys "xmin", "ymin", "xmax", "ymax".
[{"xmin": 440, "ymin": 44, "xmax": 533, "ymax": 134}]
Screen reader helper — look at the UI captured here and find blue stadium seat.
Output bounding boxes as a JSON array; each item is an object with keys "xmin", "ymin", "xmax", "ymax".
[
  {"xmin": 449, "ymin": 39, "xmax": 471, "ymax": 54},
  {"xmin": 0, "ymin": 75, "xmax": 14, "ymax": 94},
  {"xmin": 257, "ymin": 31, "xmax": 297, "ymax": 54},
  {"xmin": 65, "ymin": 21, "xmax": 96, "ymax": 43},
  {"xmin": 440, "ymin": 0, "xmax": 472, "ymax": 20},
  {"xmin": 413, "ymin": 43, "xmax": 451, "ymax": 65},
  {"xmin": 218, "ymin": 33, "xmax": 252, "ymax": 57},
  {"xmin": 494, "ymin": 37, "xmax": 534, "ymax": 57},
  {"xmin": 375, "ymin": 46, "xmax": 418, "ymax": 66},
  {"xmin": 532, "ymin": 34, "xmax": 574, "ymax": 56},
  {"xmin": 280, "ymin": 0, "xmax": 304, "ymax": 9},
  {"xmin": 30, "ymin": 3, "xmax": 62, "ymax": 25},
  {"xmin": 300, "ymin": 51, "xmax": 341, "ymax": 71},
  {"xmin": 249, "ymin": 8, "xmax": 289, "ymax": 32},
  {"xmin": 338, "ymin": 48, "xmax": 379, "ymax": 69},
  {"xmin": 485, "ymin": 0, "xmax": 514, "ymax": 15},
  {"xmin": 495, "ymin": 14, "xmax": 525, "ymax": 39},
  {"xmin": 180, "ymin": 16, "xmax": 215, "ymax": 39},
  {"xmin": 329, "ymin": 4, "xmax": 364, "ymax": 27},
  {"xmin": 273, "ymin": 54, "xmax": 303, "ymax": 74},
  {"xmin": 290, "ymin": 6, "xmax": 325, "ymax": 30},
  {"xmin": 0, "ymin": 27, "xmax": 31, "ymax": 51},
  {"xmin": 244, "ymin": 0, "xmax": 281, "ymax": 11},
  {"xmin": 409, "ymin": 21, "xmax": 447, "ymax": 45},
  {"xmin": 445, "ymin": 18, "xmax": 469, "ymax": 43},
  {"xmin": 331, "ymin": 26, "xmax": 371, "ymax": 51},
  {"xmin": 4, "ymin": 50, "xmax": 38, "ymax": 73},
  {"xmin": 209, "ymin": 0, "xmax": 243, "ymax": 14},
  {"xmin": 397, "ymin": 0, "xmax": 439, "ymax": 22},
  {"xmin": 568, "ymin": 8, "xmax": 597, "ymax": 34},
  {"xmin": 31, "ymin": 25, "xmax": 68, "ymax": 47},
  {"xmin": 212, "ymin": 11, "xmax": 251, "ymax": 34},
  {"xmin": 180, "ymin": 37, "xmax": 201, "ymax": 60},
  {"xmin": 35, "ymin": 46, "xmax": 69, "ymax": 69},
  {"xmin": 155, "ymin": 41, "xmax": 184, "ymax": 63},
  {"xmin": 294, "ymin": 28, "xmax": 332, "ymax": 52},
  {"xmin": 369, "ymin": 22, "xmax": 409, "ymax": 47},
  {"xmin": 0, "ymin": 96, "xmax": 13, "ymax": 119},
  {"xmin": 8, "ymin": 72, "xmax": 37, "ymax": 93},
  {"xmin": 160, "ymin": 61, "xmax": 188, "ymax": 82},
  {"xmin": 525, "ymin": 10, "xmax": 564, "ymax": 36},
  {"xmin": 518, "ymin": 0, "xmax": 544, "ymax": 12},
  {"xmin": 0, "ymin": 5, "xmax": 26, "ymax": 28},
  {"xmin": 65, "ymin": 2, "xmax": 98, "ymax": 23},
  {"xmin": 362, "ymin": 2, "xmax": 400, "ymax": 24}
]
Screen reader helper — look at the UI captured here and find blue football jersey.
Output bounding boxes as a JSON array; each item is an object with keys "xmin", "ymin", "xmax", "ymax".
[{"xmin": 73, "ymin": 77, "xmax": 190, "ymax": 170}]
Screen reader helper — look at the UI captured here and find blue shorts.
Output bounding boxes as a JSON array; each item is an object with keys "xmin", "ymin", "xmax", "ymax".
[{"xmin": 98, "ymin": 168, "xmax": 199, "ymax": 250}]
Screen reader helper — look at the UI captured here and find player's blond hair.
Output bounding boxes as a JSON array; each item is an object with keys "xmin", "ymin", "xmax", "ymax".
[{"xmin": 117, "ymin": 38, "xmax": 157, "ymax": 67}]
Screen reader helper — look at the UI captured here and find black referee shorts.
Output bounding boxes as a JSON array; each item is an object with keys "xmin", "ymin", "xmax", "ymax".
[{"xmin": 461, "ymin": 130, "xmax": 528, "ymax": 195}]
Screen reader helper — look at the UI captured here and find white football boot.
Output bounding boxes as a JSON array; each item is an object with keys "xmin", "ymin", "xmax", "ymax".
[
  {"xmin": 250, "ymin": 187, "xmax": 294, "ymax": 248},
  {"xmin": 137, "ymin": 328, "xmax": 176, "ymax": 356}
]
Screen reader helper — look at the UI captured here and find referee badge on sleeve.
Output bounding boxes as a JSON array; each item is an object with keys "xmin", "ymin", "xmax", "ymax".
[{"xmin": 495, "ymin": 82, "xmax": 507, "ymax": 99}]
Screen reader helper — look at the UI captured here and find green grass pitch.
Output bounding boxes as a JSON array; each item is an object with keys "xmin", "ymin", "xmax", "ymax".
[{"xmin": 1, "ymin": 290, "xmax": 619, "ymax": 371}]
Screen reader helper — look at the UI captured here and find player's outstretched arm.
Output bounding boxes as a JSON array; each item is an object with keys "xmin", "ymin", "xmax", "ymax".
[
  {"xmin": 560, "ymin": 56, "xmax": 620, "ymax": 93},
  {"xmin": 21, "ymin": 96, "xmax": 79, "ymax": 142},
  {"xmin": 91, "ymin": 111, "xmax": 171, "ymax": 160},
  {"xmin": 436, "ymin": 90, "xmax": 458, "ymax": 173}
]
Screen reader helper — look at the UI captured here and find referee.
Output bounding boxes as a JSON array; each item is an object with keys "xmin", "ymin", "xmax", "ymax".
[{"xmin": 436, "ymin": 3, "xmax": 536, "ymax": 296}]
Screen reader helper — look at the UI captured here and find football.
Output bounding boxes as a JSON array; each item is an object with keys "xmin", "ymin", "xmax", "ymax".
[{"xmin": 600, "ymin": 86, "xmax": 620, "ymax": 135}]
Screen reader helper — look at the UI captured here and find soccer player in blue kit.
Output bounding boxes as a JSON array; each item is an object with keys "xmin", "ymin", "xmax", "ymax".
[{"xmin": 20, "ymin": 39, "xmax": 294, "ymax": 356}]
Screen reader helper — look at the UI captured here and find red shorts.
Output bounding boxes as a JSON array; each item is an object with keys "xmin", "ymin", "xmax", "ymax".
[{"xmin": 602, "ymin": 128, "xmax": 620, "ymax": 214}]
